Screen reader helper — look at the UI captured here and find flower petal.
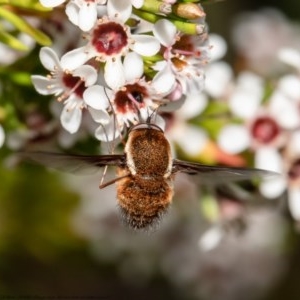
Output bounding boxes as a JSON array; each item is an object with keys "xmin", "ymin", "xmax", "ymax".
[
  {"xmin": 83, "ymin": 85, "xmax": 110, "ymax": 110},
  {"xmin": 39, "ymin": 47, "xmax": 61, "ymax": 71},
  {"xmin": 153, "ymin": 19, "xmax": 176, "ymax": 47},
  {"xmin": 175, "ymin": 125, "xmax": 208, "ymax": 156},
  {"xmin": 179, "ymin": 93, "xmax": 208, "ymax": 119},
  {"xmin": 132, "ymin": 0, "xmax": 144, "ymax": 8},
  {"xmin": 95, "ymin": 118, "xmax": 121, "ymax": 141},
  {"xmin": 269, "ymin": 91, "xmax": 300, "ymax": 130},
  {"xmin": 107, "ymin": 0, "xmax": 132, "ymax": 23},
  {"xmin": 88, "ymin": 107, "xmax": 110, "ymax": 123},
  {"xmin": 31, "ymin": 75, "xmax": 63, "ymax": 95},
  {"xmin": 217, "ymin": 124, "xmax": 250, "ymax": 154},
  {"xmin": 78, "ymin": 2, "xmax": 97, "ymax": 32},
  {"xmin": 259, "ymin": 177, "xmax": 287, "ymax": 199},
  {"xmin": 65, "ymin": 2, "xmax": 79, "ymax": 26},
  {"xmin": 255, "ymin": 147, "xmax": 283, "ymax": 172},
  {"xmin": 277, "ymin": 75, "xmax": 300, "ymax": 100},
  {"xmin": 123, "ymin": 52, "xmax": 143, "ymax": 82},
  {"xmin": 73, "ymin": 65, "xmax": 98, "ymax": 86},
  {"xmin": 198, "ymin": 226, "xmax": 223, "ymax": 252},
  {"xmin": 104, "ymin": 58, "xmax": 125, "ymax": 90},
  {"xmin": 209, "ymin": 34, "xmax": 227, "ymax": 61},
  {"xmin": 0, "ymin": 125, "xmax": 5, "ymax": 148},
  {"xmin": 60, "ymin": 47, "xmax": 89, "ymax": 71},
  {"xmin": 60, "ymin": 106, "xmax": 82, "ymax": 134},
  {"xmin": 288, "ymin": 187, "xmax": 300, "ymax": 220},
  {"xmin": 278, "ymin": 48, "xmax": 300, "ymax": 69},
  {"xmin": 131, "ymin": 34, "xmax": 160, "ymax": 56},
  {"xmin": 205, "ymin": 62, "xmax": 233, "ymax": 98},
  {"xmin": 40, "ymin": 0, "xmax": 65, "ymax": 7},
  {"xmin": 152, "ymin": 64, "xmax": 175, "ymax": 95},
  {"xmin": 229, "ymin": 72, "xmax": 263, "ymax": 119}
]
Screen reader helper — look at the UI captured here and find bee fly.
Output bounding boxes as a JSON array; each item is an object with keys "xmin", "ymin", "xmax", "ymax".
[{"xmin": 20, "ymin": 122, "xmax": 277, "ymax": 230}]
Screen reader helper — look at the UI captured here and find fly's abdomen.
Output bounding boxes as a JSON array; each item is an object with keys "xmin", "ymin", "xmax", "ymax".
[{"xmin": 116, "ymin": 176, "xmax": 173, "ymax": 230}]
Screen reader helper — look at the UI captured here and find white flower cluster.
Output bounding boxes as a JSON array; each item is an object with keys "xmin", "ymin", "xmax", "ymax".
[{"xmin": 32, "ymin": 0, "xmax": 209, "ymax": 142}]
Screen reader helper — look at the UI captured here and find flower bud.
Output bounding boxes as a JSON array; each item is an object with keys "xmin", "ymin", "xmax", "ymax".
[{"xmin": 172, "ymin": 3, "xmax": 206, "ymax": 20}]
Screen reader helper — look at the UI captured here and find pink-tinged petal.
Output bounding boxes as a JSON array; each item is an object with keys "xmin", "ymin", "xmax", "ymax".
[
  {"xmin": 39, "ymin": 47, "xmax": 61, "ymax": 71},
  {"xmin": 288, "ymin": 187, "xmax": 300, "ymax": 220},
  {"xmin": 40, "ymin": 0, "xmax": 65, "ymax": 7},
  {"xmin": 131, "ymin": 34, "xmax": 160, "ymax": 56},
  {"xmin": 153, "ymin": 19, "xmax": 176, "ymax": 47},
  {"xmin": 107, "ymin": 0, "xmax": 131, "ymax": 23},
  {"xmin": 88, "ymin": 107, "xmax": 110, "ymax": 123},
  {"xmin": 0, "ymin": 125, "xmax": 5, "ymax": 148},
  {"xmin": 123, "ymin": 52, "xmax": 143, "ymax": 81},
  {"xmin": 73, "ymin": 65, "xmax": 98, "ymax": 86},
  {"xmin": 152, "ymin": 65, "xmax": 175, "ymax": 95},
  {"xmin": 95, "ymin": 118, "xmax": 121, "ymax": 141},
  {"xmin": 60, "ymin": 106, "xmax": 82, "ymax": 134},
  {"xmin": 132, "ymin": 0, "xmax": 144, "ymax": 8},
  {"xmin": 217, "ymin": 124, "xmax": 250, "ymax": 154},
  {"xmin": 104, "ymin": 58, "xmax": 125, "ymax": 90},
  {"xmin": 278, "ymin": 48, "xmax": 300, "ymax": 69},
  {"xmin": 65, "ymin": 2, "xmax": 79, "ymax": 26},
  {"xmin": 78, "ymin": 3, "xmax": 97, "ymax": 32},
  {"xmin": 31, "ymin": 75, "xmax": 63, "ymax": 95},
  {"xmin": 83, "ymin": 85, "xmax": 110, "ymax": 110},
  {"xmin": 60, "ymin": 47, "xmax": 89, "ymax": 71}
]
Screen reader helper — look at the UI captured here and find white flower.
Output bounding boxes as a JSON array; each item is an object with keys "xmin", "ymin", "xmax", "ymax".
[
  {"xmin": 215, "ymin": 72, "xmax": 290, "ymax": 199},
  {"xmin": 217, "ymin": 72, "xmax": 287, "ymax": 153},
  {"xmin": 84, "ymin": 52, "xmax": 173, "ymax": 141},
  {"xmin": 60, "ymin": 0, "xmax": 159, "ymax": 84},
  {"xmin": 31, "ymin": 47, "xmax": 109, "ymax": 134},
  {"xmin": 153, "ymin": 19, "xmax": 209, "ymax": 96}
]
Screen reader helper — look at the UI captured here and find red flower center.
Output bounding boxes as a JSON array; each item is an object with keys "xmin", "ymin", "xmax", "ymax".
[
  {"xmin": 114, "ymin": 84, "xmax": 148, "ymax": 114},
  {"xmin": 62, "ymin": 73, "xmax": 86, "ymax": 98},
  {"xmin": 251, "ymin": 116, "xmax": 280, "ymax": 144},
  {"xmin": 92, "ymin": 22, "xmax": 128, "ymax": 56}
]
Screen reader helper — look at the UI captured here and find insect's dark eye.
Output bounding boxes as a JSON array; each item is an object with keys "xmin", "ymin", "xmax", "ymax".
[{"xmin": 132, "ymin": 91, "xmax": 143, "ymax": 103}]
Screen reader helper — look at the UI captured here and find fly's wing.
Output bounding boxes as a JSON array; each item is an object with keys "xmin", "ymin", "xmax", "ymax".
[
  {"xmin": 172, "ymin": 159, "xmax": 279, "ymax": 185},
  {"xmin": 18, "ymin": 151, "xmax": 126, "ymax": 175}
]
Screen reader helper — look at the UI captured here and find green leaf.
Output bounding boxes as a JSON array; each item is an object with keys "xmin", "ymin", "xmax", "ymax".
[
  {"xmin": 0, "ymin": 7, "xmax": 52, "ymax": 46},
  {"xmin": 0, "ymin": 30, "xmax": 29, "ymax": 51},
  {"xmin": 8, "ymin": 0, "xmax": 52, "ymax": 11}
]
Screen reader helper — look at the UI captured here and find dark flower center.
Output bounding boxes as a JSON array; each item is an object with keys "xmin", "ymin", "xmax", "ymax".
[
  {"xmin": 288, "ymin": 159, "xmax": 300, "ymax": 181},
  {"xmin": 114, "ymin": 84, "xmax": 148, "ymax": 114},
  {"xmin": 62, "ymin": 73, "xmax": 86, "ymax": 98},
  {"xmin": 251, "ymin": 116, "xmax": 280, "ymax": 144},
  {"xmin": 92, "ymin": 22, "xmax": 128, "ymax": 56},
  {"xmin": 173, "ymin": 35, "xmax": 201, "ymax": 58}
]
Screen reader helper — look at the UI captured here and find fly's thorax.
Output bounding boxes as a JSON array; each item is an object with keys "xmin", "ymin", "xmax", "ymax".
[{"xmin": 125, "ymin": 124, "xmax": 172, "ymax": 178}]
